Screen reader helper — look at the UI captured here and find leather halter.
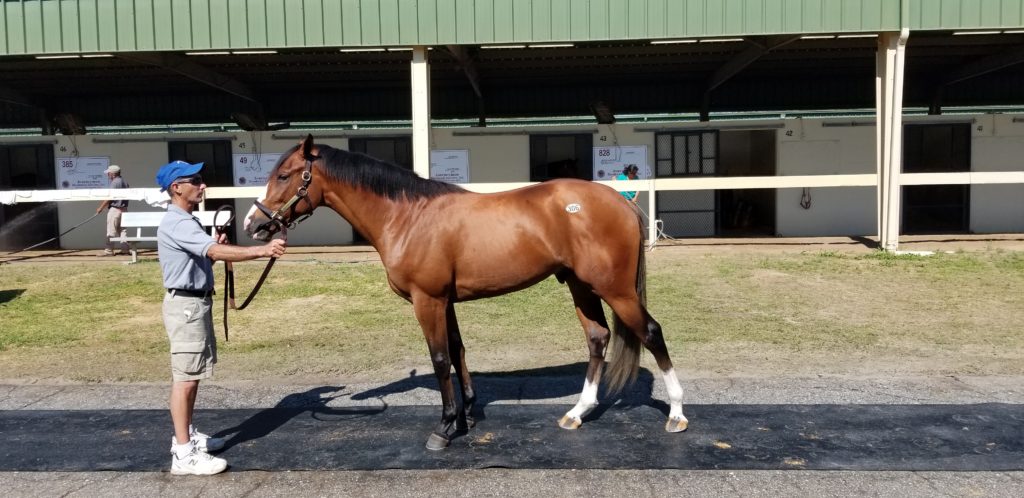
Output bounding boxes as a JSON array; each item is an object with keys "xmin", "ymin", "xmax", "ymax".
[
  {"xmin": 216, "ymin": 156, "xmax": 317, "ymax": 340},
  {"xmin": 252, "ymin": 156, "xmax": 316, "ymax": 235}
]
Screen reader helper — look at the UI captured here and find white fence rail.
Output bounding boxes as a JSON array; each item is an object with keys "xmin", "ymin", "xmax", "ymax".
[{"xmin": 3, "ymin": 171, "xmax": 1023, "ymax": 249}]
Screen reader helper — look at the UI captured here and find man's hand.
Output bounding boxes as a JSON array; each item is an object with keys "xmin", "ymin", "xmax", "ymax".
[
  {"xmin": 207, "ymin": 237, "xmax": 287, "ymax": 262},
  {"xmin": 261, "ymin": 238, "xmax": 287, "ymax": 258}
]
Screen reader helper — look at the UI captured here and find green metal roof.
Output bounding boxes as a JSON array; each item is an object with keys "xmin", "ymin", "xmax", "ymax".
[{"xmin": 0, "ymin": 0, "xmax": 931, "ymax": 56}]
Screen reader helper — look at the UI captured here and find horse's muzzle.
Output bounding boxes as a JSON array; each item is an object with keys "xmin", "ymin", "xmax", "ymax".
[{"xmin": 245, "ymin": 201, "xmax": 282, "ymax": 241}]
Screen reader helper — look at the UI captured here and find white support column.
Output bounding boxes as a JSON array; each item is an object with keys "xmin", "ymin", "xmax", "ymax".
[
  {"xmin": 647, "ymin": 178, "xmax": 657, "ymax": 245},
  {"xmin": 876, "ymin": 30, "xmax": 909, "ymax": 251},
  {"xmin": 411, "ymin": 46, "xmax": 431, "ymax": 179}
]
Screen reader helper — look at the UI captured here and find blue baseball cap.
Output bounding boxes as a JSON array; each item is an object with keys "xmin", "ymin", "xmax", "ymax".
[{"xmin": 155, "ymin": 160, "xmax": 204, "ymax": 192}]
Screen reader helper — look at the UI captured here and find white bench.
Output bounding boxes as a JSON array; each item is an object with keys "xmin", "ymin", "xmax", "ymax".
[{"xmin": 113, "ymin": 211, "xmax": 229, "ymax": 263}]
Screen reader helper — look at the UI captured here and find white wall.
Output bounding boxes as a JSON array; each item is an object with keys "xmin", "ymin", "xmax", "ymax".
[
  {"xmin": 970, "ymin": 114, "xmax": 1024, "ymax": 233},
  {"xmin": 5, "ymin": 112, "xmax": 1024, "ymax": 249},
  {"xmin": 776, "ymin": 119, "xmax": 877, "ymax": 236}
]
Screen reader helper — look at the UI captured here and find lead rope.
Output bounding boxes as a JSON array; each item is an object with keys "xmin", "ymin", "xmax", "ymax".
[{"xmin": 213, "ymin": 206, "xmax": 278, "ymax": 342}]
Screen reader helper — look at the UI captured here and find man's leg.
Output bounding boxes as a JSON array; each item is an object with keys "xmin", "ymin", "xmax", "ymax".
[
  {"xmin": 170, "ymin": 380, "xmax": 199, "ymax": 445},
  {"xmin": 104, "ymin": 209, "xmax": 117, "ymax": 254},
  {"xmin": 114, "ymin": 208, "xmax": 129, "ymax": 254}
]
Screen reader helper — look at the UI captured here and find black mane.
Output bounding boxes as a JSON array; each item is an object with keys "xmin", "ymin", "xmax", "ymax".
[{"xmin": 280, "ymin": 144, "xmax": 467, "ymax": 201}]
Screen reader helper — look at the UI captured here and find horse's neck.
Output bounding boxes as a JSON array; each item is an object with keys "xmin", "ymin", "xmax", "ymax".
[{"xmin": 321, "ymin": 182, "xmax": 403, "ymax": 249}]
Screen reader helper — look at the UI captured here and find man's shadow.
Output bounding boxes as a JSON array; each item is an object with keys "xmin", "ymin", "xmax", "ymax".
[
  {"xmin": 212, "ymin": 386, "xmax": 385, "ymax": 451},
  {"xmin": 350, "ymin": 362, "xmax": 667, "ymax": 425}
]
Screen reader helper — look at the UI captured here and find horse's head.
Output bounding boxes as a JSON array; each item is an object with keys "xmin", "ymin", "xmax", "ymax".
[{"xmin": 244, "ymin": 134, "xmax": 324, "ymax": 241}]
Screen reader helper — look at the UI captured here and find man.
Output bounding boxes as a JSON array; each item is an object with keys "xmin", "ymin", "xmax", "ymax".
[
  {"xmin": 155, "ymin": 160, "xmax": 287, "ymax": 475},
  {"xmin": 96, "ymin": 164, "xmax": 130, "ymax": 255},
  {"xmin": 616, "ymin": 164, "xmax": 640, "ymax": 203}
]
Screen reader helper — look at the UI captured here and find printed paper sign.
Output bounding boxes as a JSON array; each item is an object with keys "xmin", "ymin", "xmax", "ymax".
[
  {"xmin": 430, "ymin": 150, "xmax": 470, "ymax": 183},
  {"xmin": 55, "ymin": 157, "xmax": 111, "ymax": 189},
  {"xmin": 592, "ymin": 145, "xmax": 650, "ymax": 180},
  {"xmin": 232, "ymin": 153, "xmax": 282, "ymax": 187}
]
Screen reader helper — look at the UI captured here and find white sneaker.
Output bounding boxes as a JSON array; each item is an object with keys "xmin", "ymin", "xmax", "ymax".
[
  {"xmin": 170, "ymin": 440, "xmax": 227, "ymax": 476},
  {"xmin": 190, "ymin": 426, "xmax": 225, "ymax": 453}
]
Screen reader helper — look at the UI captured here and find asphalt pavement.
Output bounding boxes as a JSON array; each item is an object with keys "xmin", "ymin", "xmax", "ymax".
[{"xmin": 2, "ymin": 375, "xmax": 1023, "ymax": 497}]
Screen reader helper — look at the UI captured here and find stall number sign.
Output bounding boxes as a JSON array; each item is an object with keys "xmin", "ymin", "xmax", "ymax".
[
  {"xmin": 592, "ymin": 146, "xmax": 650, "ymax": 180},
  {"xmin": 430, "ymin": 150, "xmax": 470, "ymax": 183},
  {"xmin": 232, "ymin": 153, "xmax": 282, "ymax": 187},
  {"xmin": 56, "ymin": 157, "xmax": 111, "ymax": 189}
]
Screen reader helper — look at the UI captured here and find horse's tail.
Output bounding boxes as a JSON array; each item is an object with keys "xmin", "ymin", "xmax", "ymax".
[{"xmin": 605, "ymin": 209, "xmax": 647, "ymax": 394}]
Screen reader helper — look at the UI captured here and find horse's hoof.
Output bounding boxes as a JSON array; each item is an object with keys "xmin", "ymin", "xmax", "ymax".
[
  {"xmin": 558, "ymin": 415, "xmax": 582, "ymax": 430},
  {"xmin": 425, "ymin": 433, "xmax": 450, "ymax": 451},
  {"xmin": 665, "ymin": 416, "xmax": 688, "ymax": 433}
]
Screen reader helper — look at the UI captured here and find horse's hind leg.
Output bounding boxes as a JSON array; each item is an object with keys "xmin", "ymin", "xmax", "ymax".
[
  {"xmin": 605, "ymin": 296, "xmax": 688, "ymax": 432},
  {"xmin": 559, "ymin": 276, "xmax": 611, "ymax": 430},
  {"xmin": 446, "ymin": 302, "xmax": 476, "ymax": 430}
]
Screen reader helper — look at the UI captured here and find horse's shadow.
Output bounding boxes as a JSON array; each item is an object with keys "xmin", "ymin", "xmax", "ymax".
[
  {"xmin": 212, "ymin": 365, "xmax": 668, "ymax": 449},
  {"xmin": 350, "ymin": 362, "xmax": 669, "ymax": 424}
]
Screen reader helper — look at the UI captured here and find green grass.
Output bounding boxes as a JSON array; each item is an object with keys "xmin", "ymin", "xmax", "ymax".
[{"xmin": 2, "ymin": 249, "xmax": 1023, "ymax": 382}]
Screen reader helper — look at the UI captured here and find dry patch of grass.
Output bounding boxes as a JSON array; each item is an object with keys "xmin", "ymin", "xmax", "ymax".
[{"xmin": 1, "ymin": 249, "xmax": 1022, "ymax": 382}]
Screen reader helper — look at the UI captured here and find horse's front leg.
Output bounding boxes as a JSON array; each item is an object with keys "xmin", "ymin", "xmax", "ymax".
[
  {"xmin": 446, "ymin": 302, "xmax": 476, "ymax": 430},
  {"xmin": 413, "ymin": 293, "xmax": 461, "ymax": 450}
]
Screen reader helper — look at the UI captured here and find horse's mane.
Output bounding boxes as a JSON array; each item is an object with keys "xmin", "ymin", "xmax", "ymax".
[{"xmin": 281, "ymin": 144, "xmax": 467, "ymax": 201}]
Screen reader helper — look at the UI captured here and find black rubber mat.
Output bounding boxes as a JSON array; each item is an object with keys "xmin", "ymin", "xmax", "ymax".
[{"xmin": 1, "ymin": 403, "xmax": 1022, "ymax": 471}]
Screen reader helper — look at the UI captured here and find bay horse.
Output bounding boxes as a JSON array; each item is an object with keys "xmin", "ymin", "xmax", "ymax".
[{"xmin": 244, "ymin": 135, "xmax": 688, "ymax": 450}]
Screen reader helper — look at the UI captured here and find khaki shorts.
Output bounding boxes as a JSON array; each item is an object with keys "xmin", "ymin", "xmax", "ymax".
[{"xmin": 162, "ymin": 291, "xmax": 217, "ymax": 381}]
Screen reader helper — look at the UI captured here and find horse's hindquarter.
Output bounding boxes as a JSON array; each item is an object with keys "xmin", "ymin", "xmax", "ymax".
[{"xmin": 385, "ymin": 181, "xmax": 640, "ymax": 301}]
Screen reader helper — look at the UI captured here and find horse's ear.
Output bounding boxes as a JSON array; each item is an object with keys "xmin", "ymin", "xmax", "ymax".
[{"xmin": 301, "ymin": 134, "xmax": 315, "ymax": 160}]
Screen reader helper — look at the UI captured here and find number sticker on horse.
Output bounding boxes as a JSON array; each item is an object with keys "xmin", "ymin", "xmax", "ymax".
[{"xmin": 565, "ymin": 203, "xmax": 581, "ymax": 213}]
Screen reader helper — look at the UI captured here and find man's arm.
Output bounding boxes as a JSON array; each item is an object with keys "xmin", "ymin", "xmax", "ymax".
[
  {"xmin": 96, "ymin": 200, "xmax": 110, "ymax": 214},
  {"xmin": 206, "ymin": 238, "xmax": 286, "ymax": 263}
]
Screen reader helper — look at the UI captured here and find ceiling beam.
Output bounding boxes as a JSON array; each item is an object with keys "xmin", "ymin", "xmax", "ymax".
[
  {"xmin": 701, "ymin": 36, "xmax": 800, "ymax": 121},
  {"xmin": 117, "ymin": 52, "xmax": 261, "ymax": 104},
  {"xmin": 943, "ymin": 43, "xmax": 1024, "ymax": 86},
  {"xmin": 445, "ymin": 45, "xmax": 483, "ymax": 98},
  {"xmin": 446, "ymin": 45, "xmax": 487, "ymax": 126},
  {"xmin": 0, "ymin": 85, "xmax": 55, "ymax": 134},
  {"xmin": 0, "ymin": 85, "xmax": 38, "ymax": 108},
  {"xmin": 930, "ymin": 43, "xmax": 1024, "ymax": 114}
]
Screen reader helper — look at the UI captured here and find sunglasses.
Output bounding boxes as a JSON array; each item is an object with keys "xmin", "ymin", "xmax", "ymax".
[{"xmin": 173, "ymin": 175, "xmax": 204, "ymax": 187}]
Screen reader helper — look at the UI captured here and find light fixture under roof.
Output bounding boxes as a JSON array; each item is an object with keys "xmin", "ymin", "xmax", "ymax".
[
  {"xmin": 186, "ymin": 51, "xmax": 230, "ymax": 56},
  {"xmin": 698, "ymin": 38, "xmax": 744, "ymax": 43},
  {"xmin": 651, "ymin": 39, "xmax": 697, "ymax": 45},
  {"xmin": 528, "ymin": 43, "xmax": 573, "ymax": 48},
  {"xmin": 481, "ymin": 44, "xmax": 526, "ymax": 49},
  {"xmin": 231, "ymin": 50, "xmax": 277, "ymax": 55},
  {"xmin": 339, "ymin": 48, "xmax": 386, "ymax": 53}
]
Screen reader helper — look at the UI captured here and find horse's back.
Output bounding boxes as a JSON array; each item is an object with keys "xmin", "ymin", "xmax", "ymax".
[{"xmin": 486, "ymin": 178, "xmax": 642, "ymax": 273}]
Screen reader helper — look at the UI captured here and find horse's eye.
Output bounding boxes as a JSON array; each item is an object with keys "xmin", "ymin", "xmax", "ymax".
[{"xmin": 277, "ymin": 174, "xmax": 289, "ymax": 181}]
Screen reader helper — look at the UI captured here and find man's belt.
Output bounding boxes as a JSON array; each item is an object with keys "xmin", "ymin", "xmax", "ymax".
[{"xmin": 167, "ymin": 288, "xmax": 214, "ymax": 298}]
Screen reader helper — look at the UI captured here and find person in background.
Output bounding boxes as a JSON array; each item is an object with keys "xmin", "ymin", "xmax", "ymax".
[
  {"xmin": 155, "ymin": 160, "xmax": 287, "ymax": 475},
  {"xmin": 616, "ymin": 164, "xmax": 640, "ymax": 204},
  {"xmin": 96, "ymin": 164, "xmax": 130, "ymax": 256}
]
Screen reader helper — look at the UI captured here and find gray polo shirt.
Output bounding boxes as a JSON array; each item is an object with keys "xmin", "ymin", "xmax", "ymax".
[
  {"xmin": 109, "ymin": 176, "xmax": 129, "ymax": 209},
  {"xmin": 157, "ymin": 205, "xmax": 216, "ymax": 291}
]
